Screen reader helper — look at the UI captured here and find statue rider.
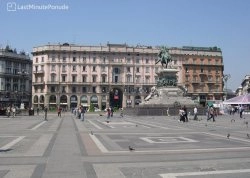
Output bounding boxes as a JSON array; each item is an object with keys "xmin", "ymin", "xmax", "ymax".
[{"xmin": 155, "ymin": 46, "xmax": 172, "ymax": 69}]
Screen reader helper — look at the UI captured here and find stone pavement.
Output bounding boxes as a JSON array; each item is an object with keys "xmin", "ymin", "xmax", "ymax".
[{"xmin": 0, "ymin": 112, "xmax": 250, "ymax": 178}]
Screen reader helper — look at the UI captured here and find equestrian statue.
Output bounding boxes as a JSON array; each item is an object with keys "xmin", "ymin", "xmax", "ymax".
[{"xmin": 155, "ymin": 46, "xmax": 172, "ymax": 68}]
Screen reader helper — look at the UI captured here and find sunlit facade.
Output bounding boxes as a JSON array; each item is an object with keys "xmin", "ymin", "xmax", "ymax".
[{"xmin": 32, "ymin": 43, "xmax": 224, "ymax": 110}]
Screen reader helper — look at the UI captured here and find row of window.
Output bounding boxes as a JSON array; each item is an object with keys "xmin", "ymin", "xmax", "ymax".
[
  {"xmin": 185, "ymin": 58, "xmax": 221, "ymax": 65},
  {"xmin": 46, "ymin": 74, "xmax": 153, "ymax": 83},
  {"xmin": 36, "ymin": 56, "xmax": 156, "ymax": 64},
  {"xmin": 48, "ymin": 65, "xmax": 155, "ymax": 73},
  {"xmin": 185, "ymin": 67, "xmax": 221, "ymax": 74}
]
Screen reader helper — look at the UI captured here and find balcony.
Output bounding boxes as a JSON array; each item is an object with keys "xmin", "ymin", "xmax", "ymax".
[
  {"xmin": 192, "ymin": 80, "xmax": 199, "ymax": 84},
  {"xmin": 32, "ymin": 81, "xmax": 45, "ymax": 86},
  {"xmin": 33, "ymin": 70, "xmax": 45, "ymax": 75},
  {"xmin": 199, "ymin": 72, "xmax": 207, "ymax": 76}
]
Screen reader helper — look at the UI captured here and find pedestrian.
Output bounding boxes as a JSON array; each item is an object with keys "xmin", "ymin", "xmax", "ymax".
[
  {"xmin": 37, "ymin": 107, "xmax": 39, "ymax": 115},
  {"xmin": 207, "ymin": 107, "xmax": 215, "ymax": 122},
  {"xmin": 6, "ymin": 106, "xmax": 11, "ymax": 118},
  {"xmin": 166, "ymin": 107, "xmax": 169, "ymax": 116},
  {"xmin": 44, "ymin": 106, "xmax": 48, "ymax": 121},
  {"xmin": 12, "ymin": 106, "xmax": 16, "ymax": 118},
  {"xmin": 57, "ymin": 106, "xmax": 62, "ymax": 117},
  {"xmin": 193, "ymin": 106, "xmax": 198, "ymax": 120},
  {"xmin": 80, "ymin": 106, "xmax": 85, "ymax": 121},
  {"xmin": 110, "ymin": 107, "xmax": 114, "ymax": 117},
  {"xmin": 239, "ymin": 105, "xmax": 244, "ymax": 118},
  {"xmin": 120, "ymin": 107, "xmax": 123, "ymax": 117},
  {"xmin": 107, "ymin": 107, "xmax": 111, "ymax": 119},
  {"xmin": 179, "ymin": 107, "xmax": 185, "ymax": 122},
  {"xmin": 183, "ymin": 105, "xmax": 188, "ymax": 122}
]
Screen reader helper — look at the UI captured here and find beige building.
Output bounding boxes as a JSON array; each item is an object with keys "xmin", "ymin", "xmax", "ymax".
[{"xmin": 32, "ymin": 43, "xmax": 224, "ymax": 110}]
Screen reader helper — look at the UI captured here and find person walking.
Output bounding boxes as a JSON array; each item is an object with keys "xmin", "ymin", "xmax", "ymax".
[
  {"xmin": 12, "ymin": 106, "xmax": 16, "ymax": 118},
  {"xmin": 44, "ymin": 106, "xmax": 48, "ymax": 121},
  {"xmin": 57, "ymin": 106, "xmax": 62, "ymax": 117},
  {"xmin": 239, "ymin": 105, "xmax": 244, "ymax": 118},
  {"xmin": 193, "ymin": 106, "xmax": 198, "ymax": 120},
  {"xmin": 120, "ymin": 108, "xmax": 124, "ymax": 118},
  {"xmin": 37, "ymin": 107, "xmax": 39, "ymax": 115},
  {"xmin": 107, "ymin": 107, "xmax": 111, "ymax": 119},
  {"xmin": 183, "ymin": 105, "xmax": 188, "ymax": 122},
  {"xmin": 6, "ymin": 106, "xmax": 11, "ymax": 118},
  {"xmin": 80, "ymin": 106, "xmax": 85, "ymax": 121},
  {"xmin": 207, "ymin": 107, "xmax": 215, "ymax": 122}
]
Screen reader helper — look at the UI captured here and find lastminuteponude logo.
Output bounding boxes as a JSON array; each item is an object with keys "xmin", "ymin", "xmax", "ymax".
[{"xmin": 7, "ymin": 2, "xmax": 69, "ymax": 11}]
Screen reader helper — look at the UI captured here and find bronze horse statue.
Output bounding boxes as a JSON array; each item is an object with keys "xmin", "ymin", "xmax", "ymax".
[{"xmin": 155, "ymin": 47, "xmax": 172, "ymax": 68}]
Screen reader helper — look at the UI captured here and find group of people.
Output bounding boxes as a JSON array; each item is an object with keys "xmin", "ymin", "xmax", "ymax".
[
  {"xmin": 73, "ymin": 106, "xmax": 86, "ymax": 121},
  {"xmin": 179, "ymin": 106, "xmax": 189, "ymax": 122},
  {"xmin": 6, "ymin": 105, "xmax": 17, "ymax": 118},
  {"xmin": 179, "ymin": 106, "xmax": 199, "ymax": 122},
  {"xmin": 106, "ymin": 107, "xmax": 124, "ymax": 119}
]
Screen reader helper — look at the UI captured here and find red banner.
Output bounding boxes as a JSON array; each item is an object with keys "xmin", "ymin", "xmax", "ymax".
[{"xmin": 114, "ymin": 95, "xmax": 119, "ymax": 100}]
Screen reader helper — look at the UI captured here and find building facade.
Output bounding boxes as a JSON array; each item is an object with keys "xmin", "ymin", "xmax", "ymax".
[
  {"xmin": 171, "ymin": 46, "xmax": 224, "ymax": 105},
  {"xmin": 240, "ymin": 75, "xmax": 250, "ymax": 95},
  {"xmin": 0, "ymin": 46, "xmax": 32, "ymax": 109},
  {"xmin": 32, "ymin": 43, "xmax": 224, "ymax": 110}
]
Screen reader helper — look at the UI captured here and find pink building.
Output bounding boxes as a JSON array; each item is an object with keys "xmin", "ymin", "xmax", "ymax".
[{"xmin": 32, "ymin": 43, "xmax": 224, "ymax": 110}]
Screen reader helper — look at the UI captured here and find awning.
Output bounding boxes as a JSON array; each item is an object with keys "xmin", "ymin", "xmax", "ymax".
[
  {"xmin": 223, "ymin": 93, "xmax": 250, "ymax": 105},
  {"xmin": 207, "ymin": 101, "xmax": 214, "ymax": 107}
]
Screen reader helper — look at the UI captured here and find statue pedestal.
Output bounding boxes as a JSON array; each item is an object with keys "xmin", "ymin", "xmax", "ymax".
[{"xmin": 136, "ymin": 68, "xmax": 196, "ymax": 116}]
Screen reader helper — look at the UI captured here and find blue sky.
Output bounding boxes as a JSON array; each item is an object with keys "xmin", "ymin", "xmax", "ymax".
[{"xmin": 1, "ymin": 0, "xmax": 250, "ymax": 90}]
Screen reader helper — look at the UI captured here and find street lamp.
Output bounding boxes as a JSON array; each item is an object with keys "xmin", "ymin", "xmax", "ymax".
[
  {"xmin": 18, "ymin": 70, "xmax": 29, "ymax": 109},
  {"xmin": 222, "ymin": 74, "xmax": 231, "ymax": 100}
]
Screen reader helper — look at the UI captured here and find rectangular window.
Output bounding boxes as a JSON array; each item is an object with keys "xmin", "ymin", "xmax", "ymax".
[
  {"xmin": 127, "ymin": 67, "xmax": 130, "ymax": 72},
  {"xmin": 145, "ymin": 76, "xmax": 150, "ymax": 83},
  {"xmin": 146, "ymin": 67, "xmax": 150, "ymax": 73},
  {"xmin": 62, "ymin": 86, "xmax": 66, "ymax": 93},
  {"xmin": 72, "ymin": 66, "xmax": 76, "ymax": 72},
  {"xmin": 102, "ymin": 76, "xmax": 106, "ymax": 82},
  {"xmin": 82, "ymin": 66, "xmax": 86, "ymax": 71},
  {"xmin": 92, "ymin": 75, "xmax": 96, "ymax": 82},
  {"xmin": 41, "ymin": 57, "xmax": 44, "ymax": 62},
  {"xmin": 82, "ymin": 76, "xmax": 86, "ymax": 82},
  {"xmin": 126, "ymin": 76, "xmax": 131, "ymax": 83},
  {"xmin": 136, "ymin": 67, "xmax": 140, "ymax": 73},
  {"xmin": 52, "ymin": 56, "xmax": 55, "ymax": 62},
  {"xmin": 101, "ymin": 66, "xmax": 106, "ymax": 72},
  {"xmin": 82, "ymin": 57, "xmax": 86, "ymax": 63},
  {"xmin": 73, "ymin": 57, "xmax": 76, "ymax": 62},
  {"xmin": 92, "ymin": 86, "xmax": 96, "ymax": 93},
  {"xmin": 51, "ymin": 75, "xmax": 55, "ymax": 82},
  {"xmin": 93, "ymin": 57, "xmax": 96, "ymax": 63},
  {"xmin": 126, "ymin": 58, "xmax": 131, "ymax": 63},
  {"xmin": 136, "ymin": 58, "xmax": 140, "ymax": 64},
  {"xmin": 145, "ymin": 59, "xmax": 149, "ymax": 64},
  {"xmin": 72, "ymin": 75, "xmax": 76, "ymax": 82},
  {"xmin": 62, "ymin": 75, "xmax": 66, "ymax": 82},
  {"xmin": 93, "ymin": 66, "xmax": 96, "ymax": 72},
  {"xmin": 72, "ymin": 86, "xmax": 76, "ymax": 93},
  {"xmin": 51, "ymin": 65, "xmax": 55, "ymax": 71},
  {"xmin": 82, "ymin": 87, "xmax": 86, "ymax": 93},
  {"xmin": 62, "ymin": 65, "xmax": 66, "ymax": 72},
  {"xmin": 63, "ymin": 57, "xmax": 66, "ymax": 62}
]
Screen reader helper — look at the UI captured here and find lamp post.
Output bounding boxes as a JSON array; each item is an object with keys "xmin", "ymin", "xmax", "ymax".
[
  {"xmin": 222, "ymin": 74, "xmax": 231, "ymax": 101},
  {"xmin": 18, "ymin": 70, "xmax": 29, "ymax": 109}
]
